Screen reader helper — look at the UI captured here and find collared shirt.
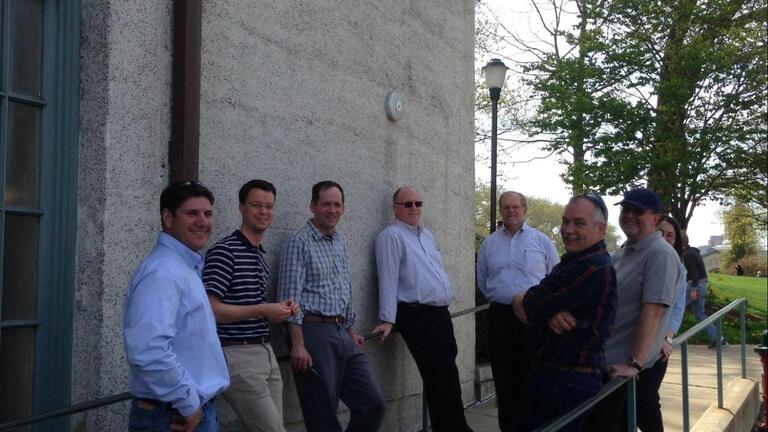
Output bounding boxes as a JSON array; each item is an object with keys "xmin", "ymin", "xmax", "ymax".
[
  {"xmin": 277, "ymin": 220, "xmax": 355, "ymax": 328},
  {"xmin": 375, "ymin": 220, "xmax": 453, "ymax": 323},
  {"xmin": 203, "ymin": 229, "xmax": 270, "ymax": 340},
  {"xmin": 476, "ymin": 222, "xmax": 560, "ymax": 304},
  {"xmin": 604, "ymin": 231, "xmax": 680, "ymax": 368},
  {"xmin": 523, "ymin": 240, "xmax": 617, "ymax": 369},
  {"xmin": 124, "ymin": 232, "xmax": 229, "ymax": 416}
]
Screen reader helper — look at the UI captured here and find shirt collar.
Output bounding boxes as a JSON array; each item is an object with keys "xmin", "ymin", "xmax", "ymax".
[
  {"xmin": 625, "ymin": 230, "xmax": 661, "ymax": 251},
  {"xmin": 157, "ymin": 231, "xmax": 204, "ymax": 269},
  {"xmin": 394, "ymin": 219, "xmax": 421, "ymax": 234},
  {"xmin": 561, "ymin": 240, "xmax": 607, "ymax": 263},
  {"xmin": 307, "ymin": 219, "xmax": 336, "ymax": 240},
  {"xmin": 502, "ymin": 221, "xmax": 528, "ymax": 237},
  {"xmin": 234, "ymin": 229, "xmax": 266, "ymax": 253}
]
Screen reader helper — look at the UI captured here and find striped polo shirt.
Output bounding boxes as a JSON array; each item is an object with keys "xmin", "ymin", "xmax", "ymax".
[{"xmin": 203, "ymin": 230, "xmax": 270, "ymax": 340}]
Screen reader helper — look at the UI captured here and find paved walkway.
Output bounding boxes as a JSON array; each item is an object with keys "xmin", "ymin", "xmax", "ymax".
[{"xmin": 464, "ymin": 344, "xmax": 764, "ymax": 431}]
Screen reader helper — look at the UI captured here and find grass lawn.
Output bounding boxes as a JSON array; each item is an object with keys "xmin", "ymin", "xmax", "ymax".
[{"xmin": 677, "ymin": 274, "xmax": 767, "ymax": 345}]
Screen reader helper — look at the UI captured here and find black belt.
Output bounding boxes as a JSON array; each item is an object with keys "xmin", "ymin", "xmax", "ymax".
[
  {"xmin": 398, "ymin": 302, "xmax": 448, "ymax": 309},
  {"xmin": 303, "ymin": 314, "xmax": 346, "ymax": 325},
  {"xmin": 541, "ymin": 363, "xmax": 602, "ymax": 375},
  {"xmin": 220, "ymin": 335, "xmax": 270, "ymax": 346},
  {"xmin": 135, "ymin": 398, "xmax": 175, "ymax": 412}
]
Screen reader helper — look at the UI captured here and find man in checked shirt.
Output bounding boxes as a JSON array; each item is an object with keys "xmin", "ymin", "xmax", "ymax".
[
  {"xmin": 277, "ymin": 181, "xmax": 385, "ymax": 432},
  {"xmin": 512, "ymin": 193, "xmax": 617, "ymax": 431}
]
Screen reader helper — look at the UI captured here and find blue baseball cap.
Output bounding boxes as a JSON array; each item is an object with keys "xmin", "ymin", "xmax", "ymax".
[{"xmin": 615, "ymin": 188, "xmax": 662, "ymax": 213}]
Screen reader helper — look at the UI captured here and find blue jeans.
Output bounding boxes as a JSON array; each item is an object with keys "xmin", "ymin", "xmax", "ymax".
[
  {"xmin": 689, "ymin": 279, "xmax": 717, "ymax": 342},
  {"xmin": 128, "ymin": 398, "xmax": 218, "ymax": 432},
  {"xmin": 521, "ymin": 367, "xmax": 603, "ymax": 432}
]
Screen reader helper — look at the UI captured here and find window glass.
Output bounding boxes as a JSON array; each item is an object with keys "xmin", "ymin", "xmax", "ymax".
[
  {"xmin": 0, "ymin": 326, "xmax": 35, "ymax": 423},
  {"xmin": 9, "ymin": 0, "xmax": 43, "ymax": 97},
  {"xmin": 2, "ymin": 214, "xmax": 39, "ymax": 320},
  {"xmin": 5, "ymin": 102, "xmax": 40, "ymax": 208}
]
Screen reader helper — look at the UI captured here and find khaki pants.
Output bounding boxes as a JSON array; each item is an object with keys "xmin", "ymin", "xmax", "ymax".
[{"xmin": 223, "ymin": 343, "xmax": 285, "ymax": 432}]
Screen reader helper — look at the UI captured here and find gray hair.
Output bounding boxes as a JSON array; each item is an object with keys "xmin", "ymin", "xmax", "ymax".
[{"xmin": 498, "ymin": 191, "xmax": 527, "ymax": 209}]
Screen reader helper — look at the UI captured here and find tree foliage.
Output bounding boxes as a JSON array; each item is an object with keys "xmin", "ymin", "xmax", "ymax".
[
  {"xmin": 476, "ymin": 0, "xmax": 768, "ymax": 230},
  {"xmin": 721, "ymin": 201, "xmax": 761, "ymax": 266}
]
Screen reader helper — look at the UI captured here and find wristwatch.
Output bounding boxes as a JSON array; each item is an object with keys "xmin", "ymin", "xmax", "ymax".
[
  {"xmin": 665, "ymin": 336, "xmax": 674, "ymax": 344},
  {"xmin": 626, "ymin": 357, "xmax": 643, "ymax": 372}
]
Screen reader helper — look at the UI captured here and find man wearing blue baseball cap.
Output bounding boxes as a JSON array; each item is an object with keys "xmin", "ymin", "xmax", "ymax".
[{"xmin": 578, "ymin": 187, "xmax": 680, "ymax": 431}]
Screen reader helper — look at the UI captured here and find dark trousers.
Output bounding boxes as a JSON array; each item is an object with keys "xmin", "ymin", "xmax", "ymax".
[
  {"xmin": 584, "ymin": 380, "xmax": 627, "ymax": 432},
  {"xmin": 521, "ymin": 368, "xmax": 603, "ymax": 432},
  {"xmin": 290, "ymin": 323, "xmax": 385, "ymax": 432},
  {"xmin": 396, "ymin": 303, "xmax": 473, "ymax": 432},
  {"xmin": 636, "ymin": 358, "xmax": 668, "ymax": 432},
  {"xmin": 488, "ymin": 302, "xmax": 531, "ymax": 432}
]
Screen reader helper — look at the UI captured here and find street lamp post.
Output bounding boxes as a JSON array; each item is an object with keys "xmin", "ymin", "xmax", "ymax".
[{"xmin": 482, "ymin": 58, "xmax": 509, "ymax": 235}]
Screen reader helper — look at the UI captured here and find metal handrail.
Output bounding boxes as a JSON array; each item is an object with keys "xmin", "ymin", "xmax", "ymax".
[
  {"xmin": 0, "ymin": 303, "xmax": 487, "ymax": 431},
  {"xmin": 533, "ymin": 297, "xmax": 749, "ymax": 432}
]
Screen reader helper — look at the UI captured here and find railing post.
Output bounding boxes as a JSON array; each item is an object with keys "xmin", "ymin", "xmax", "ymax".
[
  {"xmin": 681, "ymin": 341, "xmax": 690, "ymax": 432},
  {"xmin": 626, "ymin": 378, "xmax": 637, "ymax": 431},
  {"xmin": 716, "ymin": 317, "xmax": 724, "ymax": 409},
  {"xmin": 422, "ymin": 382, "xmax": 428, "ymax": 431},
  {"xmin": 740, "ymin": 300, "xmax": 746, "ymax": 379}
]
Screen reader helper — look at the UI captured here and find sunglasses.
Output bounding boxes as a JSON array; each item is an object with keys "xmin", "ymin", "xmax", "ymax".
[
  {"xmin": 395, "ymin": 201, "xmax": 424, "ymax": 208},
  {"xmin": 576, "ymin": 193, "xmax": 608, "ymax": 221},
  {"xmin": 620, "ymin": 205, "xmax": 648, "ymax": 216}
]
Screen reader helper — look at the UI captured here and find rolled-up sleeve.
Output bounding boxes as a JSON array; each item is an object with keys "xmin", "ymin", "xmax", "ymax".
[{"xmin": 278, "ymin": 236, "xmax": 306, "ymax": 324}]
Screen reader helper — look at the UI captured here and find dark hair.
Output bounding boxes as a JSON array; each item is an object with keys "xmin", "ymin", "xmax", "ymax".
[
  {"xmin": 160, "ymin": 180, "xmax": 214, "ymax": 215},
  {"xmin": 239, "ymin": 179, "xmax": 276, "ymax": 204},
  {"xmin": 659, "ymin": 215, "xmax": 684, "ymax": 257},
  {"xmin": 311, "ymin": 181, "xmax": 345, "ymax": 204}
]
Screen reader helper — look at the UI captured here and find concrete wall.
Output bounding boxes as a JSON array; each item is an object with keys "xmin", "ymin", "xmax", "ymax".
[{"xmin": 73, "ymin": 1, "xmax": 475, "ymax": 430}]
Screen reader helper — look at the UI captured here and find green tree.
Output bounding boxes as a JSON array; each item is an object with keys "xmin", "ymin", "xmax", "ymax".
[
  {"xmin": 475, "ymin": 0, "xmax": 767, "ymax": 230},
  {"xmin": 721, "ymin": 201, "xmax": 760, "ymax": 266}
]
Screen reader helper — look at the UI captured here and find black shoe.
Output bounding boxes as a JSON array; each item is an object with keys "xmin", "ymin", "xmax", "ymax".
[{"xmin": 708, "ymin": 337, "xmax": 729, "ymax": 349}]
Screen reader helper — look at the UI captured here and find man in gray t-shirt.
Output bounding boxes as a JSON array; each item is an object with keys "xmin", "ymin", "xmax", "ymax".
[{"xmin": 580, "ymin": 188, "xmax": 679, "ymax": 432}]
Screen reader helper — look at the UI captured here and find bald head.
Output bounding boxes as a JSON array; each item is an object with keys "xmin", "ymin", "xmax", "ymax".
[{"xmin": 392, "ymin": 186, "xmax": 422, "ymax": 227}]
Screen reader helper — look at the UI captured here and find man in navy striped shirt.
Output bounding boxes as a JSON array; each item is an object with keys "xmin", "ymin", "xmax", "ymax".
[{"xmin": 203, "ymin": 179, "xmax": 299, "ymax": 432}]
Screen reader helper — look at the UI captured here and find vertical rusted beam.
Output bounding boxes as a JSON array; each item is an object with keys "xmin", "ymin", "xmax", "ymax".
[{"xmin": 169, "ymin": 0, "xmax": 202, "ymax": 182}]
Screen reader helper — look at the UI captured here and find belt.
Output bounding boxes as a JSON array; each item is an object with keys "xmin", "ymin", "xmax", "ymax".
[
  {"xmin": 303, "ymin": 314, "xmax": 346, "ymax": 325},
  {"xmin": 135, "ymin": 398, "xmax": 175, "ymax": 412},
  {"xmin": 398, "ymin": 302, "xmax": 448, "ymax": 309},
  {"xmin": 221, "ymin": 336, "xmax": 270, "ymax": 347},
  {"xmin": 541, "ymin": 363, "xmax": 602, "ymax": 375}
]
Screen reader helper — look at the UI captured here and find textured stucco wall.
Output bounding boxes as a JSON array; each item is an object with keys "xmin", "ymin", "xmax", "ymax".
[{"xmin": 73, "ymin": 1, "xmax": 474, "ymax": 430}]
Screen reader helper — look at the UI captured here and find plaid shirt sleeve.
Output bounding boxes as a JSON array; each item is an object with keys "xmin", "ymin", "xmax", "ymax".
[{"xmin": 278, "ymin": 233, "xmax": 306, "ymax": 324}]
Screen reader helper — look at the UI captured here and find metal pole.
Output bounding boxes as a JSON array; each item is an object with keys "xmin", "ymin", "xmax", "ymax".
[
  {"xmin": 489, "ymin": 88, "xmax": 500, "ymax": 235},
  {"xmin": 681, "ymin": 341, "xmax": 690, "ymax": 432},
  {"xmin": 626, "ymin": 378, "xmax": 637, "ymax": 431},
  {"xmin": 716, "ymin": 317, "xmax": 724, "ymax": 409},
  {"xmin": 740, "ymin": 301, "xmax": 746, "ymax": 378},
  {"xmin": 422, "ymin": 381, "xmax": 428, "ymax": 431}
]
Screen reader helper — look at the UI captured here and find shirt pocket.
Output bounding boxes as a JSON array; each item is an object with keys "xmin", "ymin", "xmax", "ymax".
[{"xmin": 524, "ymin": 249, "xmax": 547, "ymax": 275}]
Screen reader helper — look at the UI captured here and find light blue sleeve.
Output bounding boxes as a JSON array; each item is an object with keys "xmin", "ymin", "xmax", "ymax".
[
  {"xmin": 668, "ymin": 264, "xmax": 688, "ymax": 334},
  {"xmin": 375, "ymin": 229, "xmax": 402, "ymax": 323}
]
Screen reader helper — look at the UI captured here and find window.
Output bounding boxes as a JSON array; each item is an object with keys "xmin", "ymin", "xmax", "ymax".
[{"xmin": 0, "ymin": 0, "xmax": 79, "ymax": 429}]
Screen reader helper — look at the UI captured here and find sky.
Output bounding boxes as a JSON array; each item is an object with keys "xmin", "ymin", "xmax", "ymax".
[{"xmin": 473, "ymin": 0, "xmax": 725, "ymax": 247}]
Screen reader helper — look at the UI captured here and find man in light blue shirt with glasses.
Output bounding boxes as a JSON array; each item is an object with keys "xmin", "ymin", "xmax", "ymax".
[
  {"xmin": 123, "ymin": 181, "xmax": 229, "ymax": 432},
  {"xmin": 476, "ymin": 191, "xmax": 559, "ymax": 431},
  {"xmin": 372, "ymin": 186, "xmax": 473, "ymax": 432}
]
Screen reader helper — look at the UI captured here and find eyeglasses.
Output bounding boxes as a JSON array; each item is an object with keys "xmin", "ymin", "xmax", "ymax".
[
  {"xmin": 394, "ymin": 201, "xmax": 424, "ymax": 208},
  {"xmin": 576, "ymin": 193, "xmax": 607, "ymax": 221},
  {"xmin": 620, "ymin": 205, "xmax": 648, "ymax": 216}
]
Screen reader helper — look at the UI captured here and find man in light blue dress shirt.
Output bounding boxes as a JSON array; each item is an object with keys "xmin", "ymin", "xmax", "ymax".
[
  {"xmin": 372, "ymin": 186, "xmax": 473, "ymax": 432},
  {"xmin": 123, "ymin": 181, "xmax": 229, "ymax": 432},
  {"xmin": 476, "ymin": 191, "xmax": 559, "ymax": 431}
]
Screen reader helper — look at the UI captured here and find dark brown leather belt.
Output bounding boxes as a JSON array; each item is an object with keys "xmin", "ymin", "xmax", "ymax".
[
  {"xmin": 541, "ymin": 363, "xmax": 601, "ymax": 375},
  {"xmin": 136, "ymin": 398, "xmax": 175, "ymax": 412},
  {"xmin": 303, "ymin": 314, "xmax": 346, "ymax": 325},
  {"xmin": 220, "ymin": 335, "xmax": 270, "ymax": 347}
]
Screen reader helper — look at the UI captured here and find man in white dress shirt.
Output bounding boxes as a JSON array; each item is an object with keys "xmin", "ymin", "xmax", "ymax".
[
  {"xmin": 476, "ymin": 191, "xmax": 559, "ymax": 431},
  {"xmin": 372, "ymin": 186, "xmax": 473, "ymax": 432}
]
